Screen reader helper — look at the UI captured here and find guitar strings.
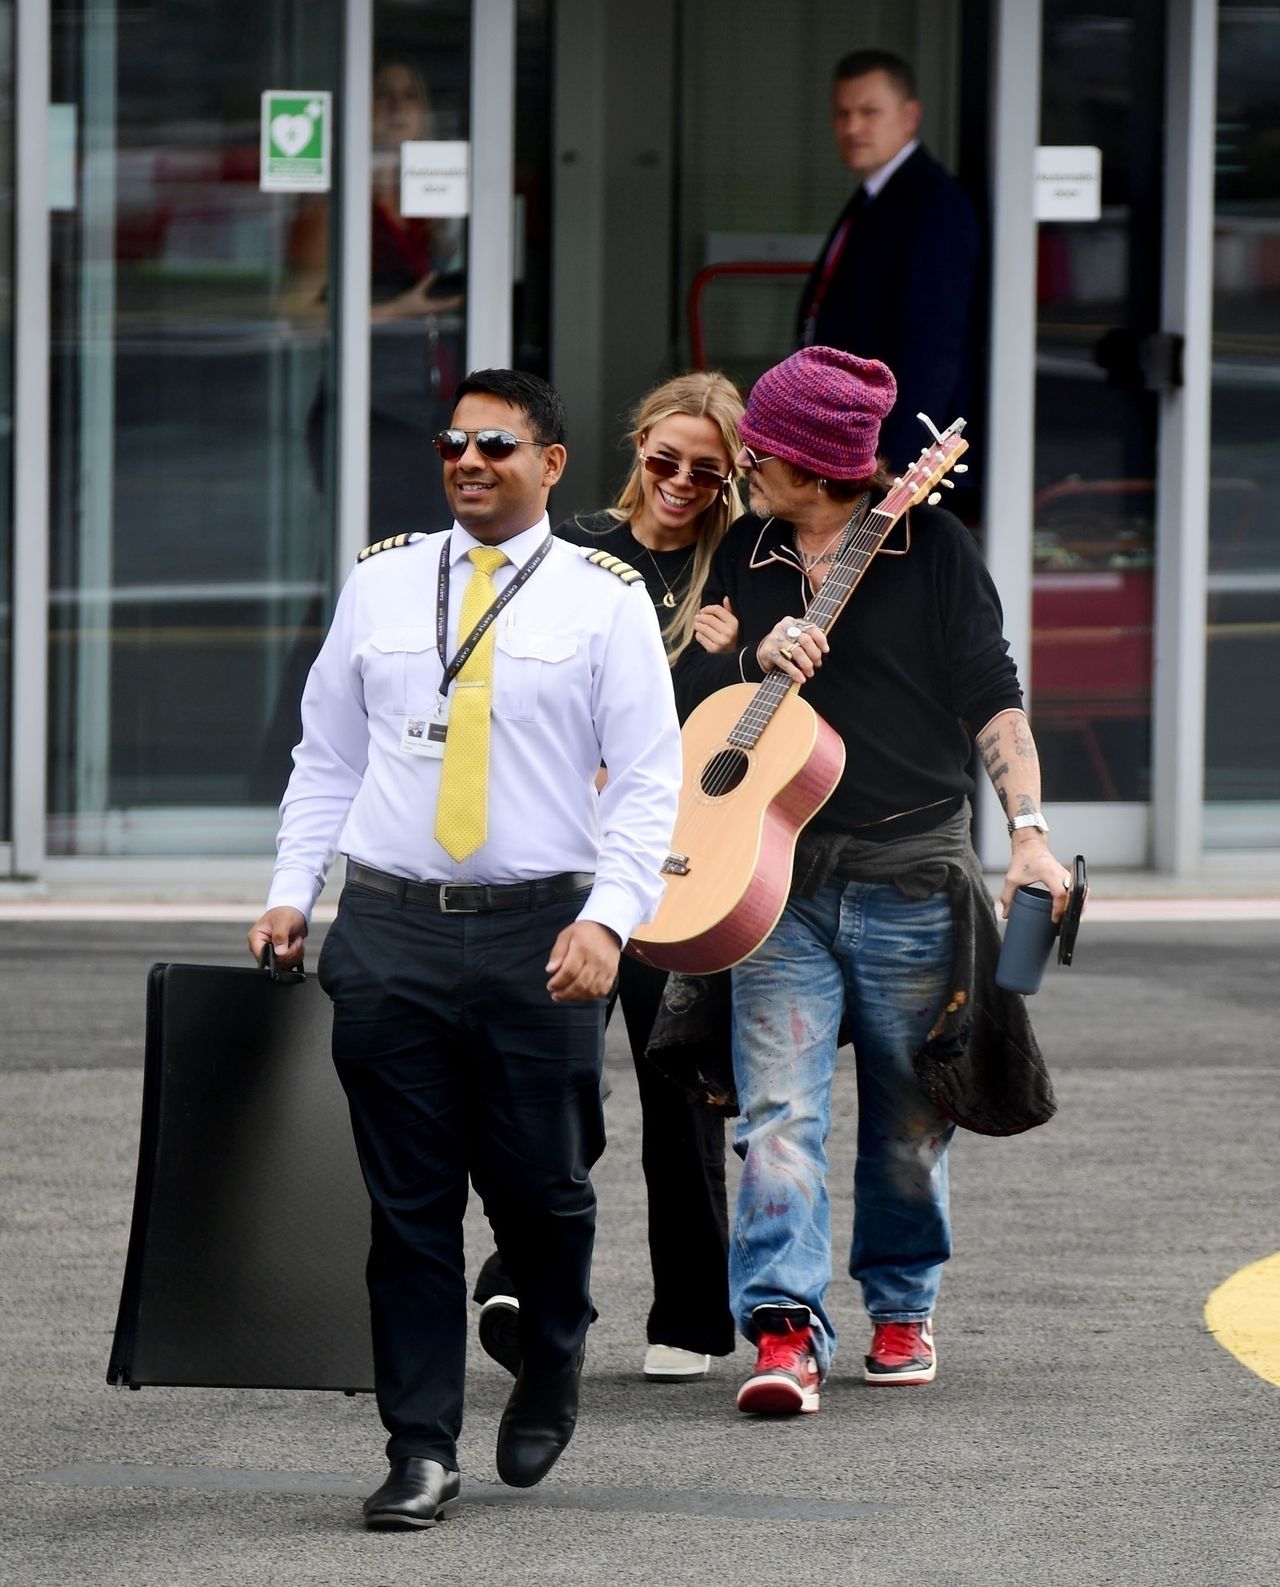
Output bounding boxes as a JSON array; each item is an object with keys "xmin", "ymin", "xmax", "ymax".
[
  {"xmin": 690, "ymin": 449, "xmax": 956, "ymax": 804},
  {"xmin": 695, "ymin": 514, "xmax": 889, "ymax": 800}
]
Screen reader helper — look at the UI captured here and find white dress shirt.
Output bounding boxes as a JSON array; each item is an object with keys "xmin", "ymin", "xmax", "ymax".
[
  {"xmin": 863, "ymin": 137, "xmax": 919, "ymax": 199},
  {"xmin": 266, "ymin": 515, "xmax": 682, "ymax": 944}
]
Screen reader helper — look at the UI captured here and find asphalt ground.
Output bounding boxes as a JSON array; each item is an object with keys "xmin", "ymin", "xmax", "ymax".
[{"xmin": 1, "ymin": 916, "xmax": 1277, "ymax": 1585}]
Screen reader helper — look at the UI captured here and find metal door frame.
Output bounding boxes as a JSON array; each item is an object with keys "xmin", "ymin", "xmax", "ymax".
[
  {"xmin": 980, "ymin": 0, "xmax": 1217, "ymax": 874},
  {"xmin": 7, "ymin": 0, "xmax": 518, "ymax": 882}
]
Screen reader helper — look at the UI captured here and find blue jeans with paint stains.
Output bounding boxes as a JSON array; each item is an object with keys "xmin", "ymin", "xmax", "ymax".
[{"xmin": 729, "ymin": 879, "xmax": 956, "ymax": 1378}]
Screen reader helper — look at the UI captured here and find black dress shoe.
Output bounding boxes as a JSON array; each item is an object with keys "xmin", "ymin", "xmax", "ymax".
[
  {"xmin": 362, "ymin": 1457, "xmax": 461, "ymax": 1530},
  {"xmin": 495, "ymin": 1346, "xmax": 585, "ymax": 1489}
]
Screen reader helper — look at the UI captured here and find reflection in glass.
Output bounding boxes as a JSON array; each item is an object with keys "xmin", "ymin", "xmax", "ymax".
[
  {"xmin": 47, "ymin": 2, "xmax": 340, "ymax": 853},
  {"xmin": 1206, "ymin": 2, "xmax": 1280, "ymax": 842},
  {"xmin": 514, "ymin": 0, "xmax": 552, "ymax": 377},
  {"xmin": 1031, "ymin": 1, "xmax": 1163, "ymax": 805},
  {"xmin": 0, "ymin": 3, "xmax": 11, "ymax": 842},
  {"xmin": 291, "ymin": 12, "xmax": 470, "ymax": 542}
]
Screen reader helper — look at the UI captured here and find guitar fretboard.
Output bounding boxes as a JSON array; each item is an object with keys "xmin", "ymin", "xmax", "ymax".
[
  {"xmin": 723, "ymin": 421, "xmax": 967, "ymax": 752},
  {"xmin": 726, "ymin": 505, "xmax": 897, "ymax": 750}
]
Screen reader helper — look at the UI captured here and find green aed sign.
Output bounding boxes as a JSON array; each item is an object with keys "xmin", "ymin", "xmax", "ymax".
[{"xmin": 260, "ymin": 90, "xmax": 331, "ymax": 193}]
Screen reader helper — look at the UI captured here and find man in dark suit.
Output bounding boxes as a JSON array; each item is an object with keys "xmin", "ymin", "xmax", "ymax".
[{"xmin": 797, "ymin": 50, "xmax": 980, "ymax": 472}]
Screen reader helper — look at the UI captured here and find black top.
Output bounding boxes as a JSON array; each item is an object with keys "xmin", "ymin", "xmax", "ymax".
[
  {"xmin": 671, "ymin": 506, "xmax": 1024, "ymax": 839},
  {"xmin": 796, "ymin": 146, "xmax": 981, "ymax": 472},
  {"xmin": 556, "ymin": 510, "xmax": 701, "ymax": 646}
]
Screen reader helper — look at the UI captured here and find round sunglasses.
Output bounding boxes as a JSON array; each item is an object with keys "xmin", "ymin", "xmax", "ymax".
[
  {"xmin": 433, "ymin": 428, "xmax": 546, "ymax": 461},
  {"xmin": 641, "ymin": 453, "xmax": 732, "ymax": 492},
  {"xmin": 740, "ymin": 446, "xmax": 779, "ymax": 472}
]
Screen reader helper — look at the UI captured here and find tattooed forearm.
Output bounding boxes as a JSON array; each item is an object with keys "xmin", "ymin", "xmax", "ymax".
[
  {"xmin": 977, "ymin": 728, "xmax": 1006, "ymax": 778},
  {"xmin": 1011, "ymin": 713, "xmax": 1039, "ymax": 761},
  {"xmin": 977, "ymin": 709, "xmax": 1044, "ymax": 821}
]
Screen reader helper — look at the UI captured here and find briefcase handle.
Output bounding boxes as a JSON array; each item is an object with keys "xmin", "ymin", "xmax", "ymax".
[{"xmin": 258, "ymin": 943, "xmax": 307, "ymax": 984}]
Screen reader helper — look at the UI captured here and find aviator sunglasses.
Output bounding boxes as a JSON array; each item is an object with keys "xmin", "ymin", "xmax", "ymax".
[
  {"xmin": 641, "ymin": 453, "xmax": 732, "ymax": 492},
  {"xmin": 740, "ymin": 445, "xmax": 779, "ymax": 471},
  {"xmin": 433, "ymin": 427, "xmax": 546, "ymax": 461}
]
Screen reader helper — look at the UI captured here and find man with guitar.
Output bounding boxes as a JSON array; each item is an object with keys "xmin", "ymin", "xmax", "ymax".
[{"xmin": 673, "ymin": 346, "xmax": 1073, "ymax": 1416}]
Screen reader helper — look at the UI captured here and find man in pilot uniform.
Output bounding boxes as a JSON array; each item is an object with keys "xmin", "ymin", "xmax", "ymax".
[{"xmin": 249, "ymin": 368, "xmax": 681, "ymax": 1530}]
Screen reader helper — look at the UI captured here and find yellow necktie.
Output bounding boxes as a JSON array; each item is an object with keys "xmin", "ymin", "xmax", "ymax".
[{"xmin": 434, "ymin": 546, "xmax": 509, "ymax": 860}]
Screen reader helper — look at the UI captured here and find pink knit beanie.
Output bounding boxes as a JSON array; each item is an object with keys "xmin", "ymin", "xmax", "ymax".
[{"xmin": 739, "ymin": 346, "xmax": 897, "ymax": 479}]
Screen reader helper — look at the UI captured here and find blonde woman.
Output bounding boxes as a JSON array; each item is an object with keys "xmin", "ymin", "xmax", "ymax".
[
  {"xmin": 563, "ymin": 370, "xmax": 745, "ymax": 672},
  {"xmin": 472, "ymin": 372, "xmax": 745, "ymax": 1384}
]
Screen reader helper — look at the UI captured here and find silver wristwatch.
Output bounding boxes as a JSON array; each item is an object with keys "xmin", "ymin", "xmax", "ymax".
[{"xmin": 1007, "ymin": 811, "xmax": 1050, "ymax": 836}]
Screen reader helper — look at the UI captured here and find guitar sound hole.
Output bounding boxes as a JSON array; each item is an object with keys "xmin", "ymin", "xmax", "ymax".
[{"xmin": 700, "ymin": 747, "xmax": 749, "ymax": 797}]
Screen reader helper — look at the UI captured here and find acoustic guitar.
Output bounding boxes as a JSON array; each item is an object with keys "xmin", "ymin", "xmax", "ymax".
[{"xmin": 627, "ymin": 419, "xmax": 970, "ymax": 975}]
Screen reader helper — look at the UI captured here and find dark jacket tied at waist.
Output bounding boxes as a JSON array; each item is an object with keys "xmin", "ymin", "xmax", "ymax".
[{"xmin": 646, "ymin": 806, "xmax": 1056, "ymax": 1137}]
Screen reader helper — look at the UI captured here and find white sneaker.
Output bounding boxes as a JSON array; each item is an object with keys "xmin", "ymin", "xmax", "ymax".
[{"xmin": 643, "ymin": 1344, "xmax": 712, "ymax": 1381}]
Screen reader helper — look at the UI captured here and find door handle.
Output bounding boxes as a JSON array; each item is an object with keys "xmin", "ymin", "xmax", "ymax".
[{"xmin": 1093, "ymin": 328, "xmax": 1184, "ymax": 392}]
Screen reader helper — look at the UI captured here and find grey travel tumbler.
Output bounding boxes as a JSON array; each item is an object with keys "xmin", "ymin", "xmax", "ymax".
[{"xmin": 995, "ymin": 883, "xmax": 1058, "ymax": 994}]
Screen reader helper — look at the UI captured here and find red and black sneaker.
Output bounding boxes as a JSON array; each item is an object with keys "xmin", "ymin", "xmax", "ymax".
[
  {"xmin": 864, "ymin": 1319, "xmax": 936, "ymax": 1386},
  {"xmin": 736, "ymin": 1306, "xmax": 820, "ymax": 1415}
]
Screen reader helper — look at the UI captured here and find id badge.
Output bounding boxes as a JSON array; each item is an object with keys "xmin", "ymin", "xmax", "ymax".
[{"xmin": 401, "ymin": 701, "xmax": 448, "ymax": 758}]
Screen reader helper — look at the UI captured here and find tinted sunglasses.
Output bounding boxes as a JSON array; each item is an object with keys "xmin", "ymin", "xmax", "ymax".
[
  {"xmin": 433, "ymin": 428, "xmax": 546, "ymax": 461},
  {"xmin": 641, "ymin": 453, "xmax": 731, "ymax": 492},
  {"xmin": 741, "ymin": 446, "xmax": 779, "ymax": 471}
]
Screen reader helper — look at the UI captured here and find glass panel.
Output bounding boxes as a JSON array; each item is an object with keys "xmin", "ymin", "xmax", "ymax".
[
  {"xmin": 1032, "ymin": 1, "xmax": 1165, "ymax": 804},
  {"xmin": 1205, "ymin": 1, "xmax": 1280, "ymax": 846},
  {"xmin": 0, "ymin": 3, "xmax": 12, "ymax": 843},
  {"xmin": 676, "ymin": 1, "xmax": 966, "ymax": 396},
  {"xmin": 362, "ymin": 0, "xmax": 470, "ymax": 542},
  {"xmin": 514, "ymin": 0, "xmax": 552, "ymax": 378},
  {"xmin": 47, "ymin": 0, "xmax": 341, "ymax": 855}
]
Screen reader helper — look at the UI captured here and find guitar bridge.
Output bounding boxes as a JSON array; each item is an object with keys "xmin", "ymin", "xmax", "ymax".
[{"xmin": 660, "ymin": 852, "xmax": 690, "ymax": 876}]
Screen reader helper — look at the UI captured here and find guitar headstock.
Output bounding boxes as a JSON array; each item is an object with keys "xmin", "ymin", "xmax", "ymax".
[{"xmin": 880, "ymin": 417, "xmax": 969, "ymax": 516}]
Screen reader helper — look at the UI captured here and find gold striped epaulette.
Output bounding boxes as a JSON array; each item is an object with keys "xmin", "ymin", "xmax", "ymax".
[
  {"xmin": 357, "ymin": 532, "xmax": 426, "ymax": 562},
  {"xmin": 577, "ymin": 546, "xmax": 644, "ymax": 585}
]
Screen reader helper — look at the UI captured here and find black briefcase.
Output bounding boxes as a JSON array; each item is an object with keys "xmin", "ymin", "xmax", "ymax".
[{"xmin": 107, "ymin": 952, "xmax": 374, "ymax": 1393}]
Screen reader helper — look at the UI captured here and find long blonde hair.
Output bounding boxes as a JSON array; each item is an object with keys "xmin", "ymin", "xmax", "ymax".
[{"xmin": 604, "ymin": 371, "xmax": 745, "ymax": 663}]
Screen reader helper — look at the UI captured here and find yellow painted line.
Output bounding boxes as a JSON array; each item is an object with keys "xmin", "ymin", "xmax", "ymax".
[{"xmin": 1205, "ymin": 1252, "xmax": 1280, "ymax": 1386}]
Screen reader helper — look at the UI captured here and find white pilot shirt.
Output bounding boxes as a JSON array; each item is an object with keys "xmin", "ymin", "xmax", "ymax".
[{"xmin": 266, "ymin": 515, "xmax": 682, "ymax": 945}]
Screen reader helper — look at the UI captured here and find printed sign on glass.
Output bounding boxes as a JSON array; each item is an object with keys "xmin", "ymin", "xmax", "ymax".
[
  {"xmin": 400, "ymin": 141, "xmax": 471, "ymax": 218},
  {"xmin": 260, "ymin": 91, "xmax": 332, "ymax": 193}
]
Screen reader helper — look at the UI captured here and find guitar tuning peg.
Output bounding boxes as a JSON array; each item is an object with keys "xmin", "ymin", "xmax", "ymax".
[
  {"xmin": 953, "ymin": 463, "xmax": 968, "ymax": 473},
  {"xmin": 927, "ymin": 491, "xmax": 942, "ymax": 505},
  {"xmin": 938, "ymin": 477, "xmax": 955, "ymax": 488}
]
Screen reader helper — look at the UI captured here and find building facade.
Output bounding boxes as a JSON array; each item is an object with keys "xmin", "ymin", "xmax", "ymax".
[{"xmin": 3, "ymin": 0, "xmax": 1277, "ymax": 886}]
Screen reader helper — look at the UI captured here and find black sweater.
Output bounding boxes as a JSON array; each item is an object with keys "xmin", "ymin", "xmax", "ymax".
[{"xmin": 671, "ymin": 507, "xmax": 1024, "ymax": 837}]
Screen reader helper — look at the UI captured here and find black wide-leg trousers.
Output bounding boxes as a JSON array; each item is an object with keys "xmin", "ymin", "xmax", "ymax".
[
  {"xmin": 615, "ymin": 956, "xmax": 734, "ymax": 1356},
  {"xmin": 319, "ymin": 881, "xmax": 605, "ymax": 1469}
]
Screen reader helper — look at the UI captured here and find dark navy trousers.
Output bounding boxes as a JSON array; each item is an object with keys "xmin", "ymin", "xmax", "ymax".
[{"xmin": 319, "ymin": 879, "xmax": 605, "ymax": 1468}]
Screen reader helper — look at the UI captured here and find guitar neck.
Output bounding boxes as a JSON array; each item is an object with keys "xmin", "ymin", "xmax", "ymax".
[
  {"xmin": 726, "ymin": 502, "xmax": 900, "ymax": 751},
  {"xmin": 725, "ymin": 421, "xmax": 968, "ymax": 753}
]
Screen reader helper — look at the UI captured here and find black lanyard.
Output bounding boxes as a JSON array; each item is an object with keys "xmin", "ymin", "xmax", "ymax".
[{"xmin": 434, "ymin": 534, "xmax": 553, "ymax": 696}]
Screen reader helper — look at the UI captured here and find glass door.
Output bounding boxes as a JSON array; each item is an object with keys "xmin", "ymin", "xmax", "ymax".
[
  {"xmin": 361, "ymin": 0, "xmax": 472, "ymax": 542},
  {"xmin": 46, "ymin": 0, "xmax": 342, "ymax": 854},
  {"xmin": 1031, "ymin": 0, "xmax": 1167, "ymax": 847},
  {"xmin": 1205, "ymin": 2, "xmax": 1280, "ymax": 848},
  {"xmin": 0, "ymin": 1, "xmax": 12, "ymax": 846}
]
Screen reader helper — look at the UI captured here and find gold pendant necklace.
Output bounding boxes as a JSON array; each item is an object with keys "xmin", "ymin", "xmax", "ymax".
[{"xmin": 638, "ymin": 542, "xmax": 695, "ymax": 609}]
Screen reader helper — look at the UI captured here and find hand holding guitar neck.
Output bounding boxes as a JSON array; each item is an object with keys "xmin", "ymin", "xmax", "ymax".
[
  {"xmin": 628, "ymin": 417, "xmax": 970, "ymax": 976},
  {"xmin": 758, "ymin": 619, "xmax": 828, "ymax": 682}
]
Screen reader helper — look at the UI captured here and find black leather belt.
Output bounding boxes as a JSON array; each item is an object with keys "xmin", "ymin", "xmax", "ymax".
[{"xmin": 346, "ymin": 859, "xmax": 595, "ymax": 914}]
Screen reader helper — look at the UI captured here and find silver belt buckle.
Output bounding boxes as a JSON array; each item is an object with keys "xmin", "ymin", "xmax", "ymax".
[{"xmin": 438, "ymin": 884, "xmax": 478, "ymax": 914}]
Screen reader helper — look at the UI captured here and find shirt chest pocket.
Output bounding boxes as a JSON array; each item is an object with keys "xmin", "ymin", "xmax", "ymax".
[
  {"xmin": 366, "ymin": 627, "xmax": 436, "ymax": 715},
  {"xmin": 494, "ymin": 623, "xmax": 580, "ymax": 721}
]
